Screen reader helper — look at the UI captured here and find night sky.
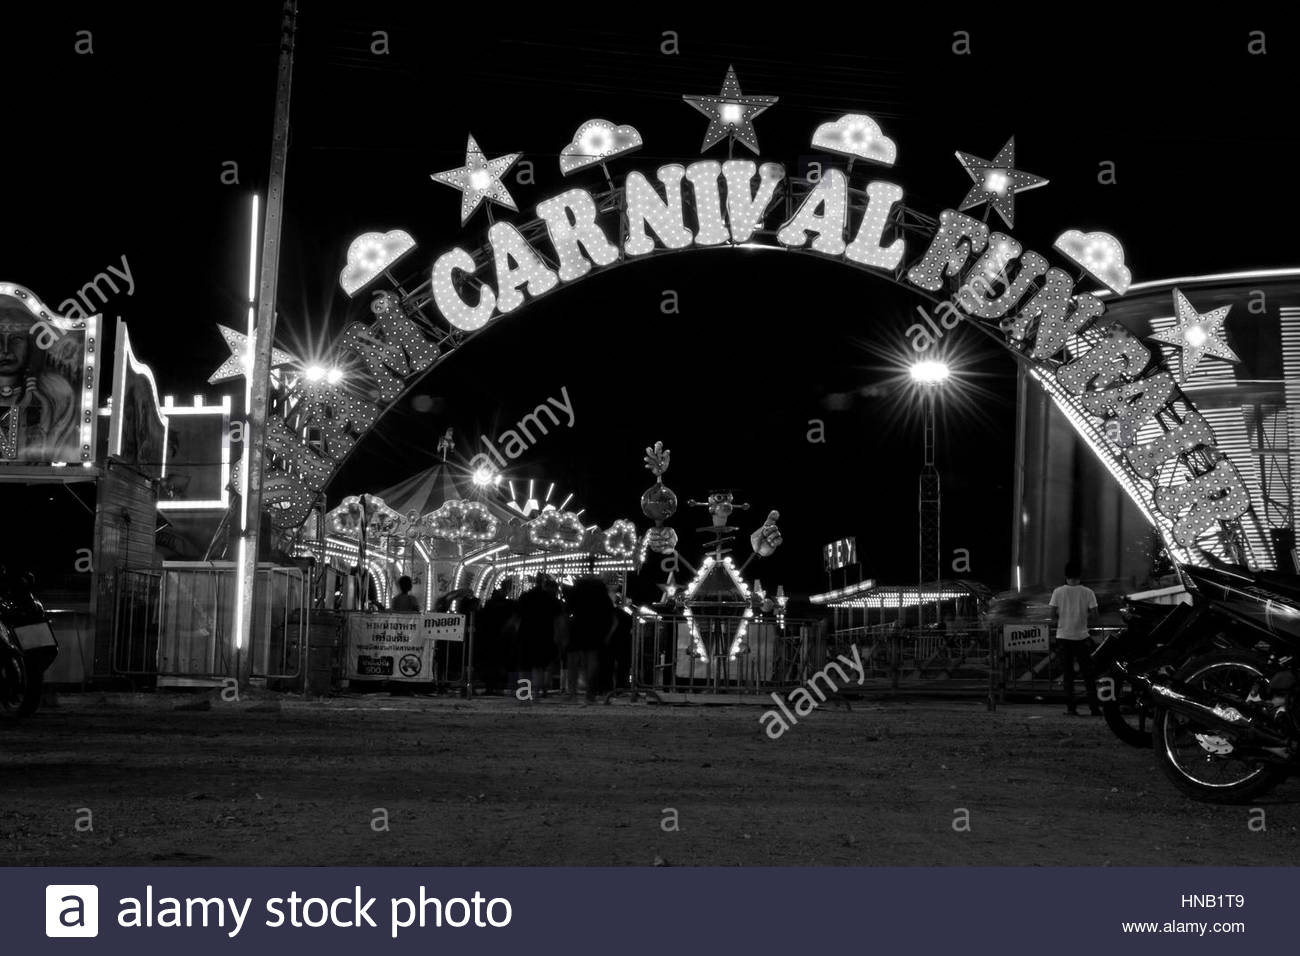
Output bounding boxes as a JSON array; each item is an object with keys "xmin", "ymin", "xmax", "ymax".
[{"xmin": 5, "ymin": 8, "xmax": 1295, "ymax": 597}]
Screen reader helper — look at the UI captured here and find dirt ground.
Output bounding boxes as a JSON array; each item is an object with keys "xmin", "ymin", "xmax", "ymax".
[{"xmin": 3, "ymin": 691, "xmax": 1297, "ymax": 866}]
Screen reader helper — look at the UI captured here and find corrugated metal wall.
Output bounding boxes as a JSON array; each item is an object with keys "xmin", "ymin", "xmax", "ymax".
[{"xmin": 91, "ymin": 460, "xmax": 158, "ymax": 676}]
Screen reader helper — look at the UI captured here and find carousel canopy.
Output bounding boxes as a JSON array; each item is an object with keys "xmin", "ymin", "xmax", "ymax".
[
  {"xmin": 374, "ymin": 461, "xmax": 514, "ymax": 525},
  {"xmin": 324, "ymin": 462, "xmax": 637, "ymax": 558},
  {"xmin": 324, "ymin": 461, "xmax": 520, "ymax": 540}
]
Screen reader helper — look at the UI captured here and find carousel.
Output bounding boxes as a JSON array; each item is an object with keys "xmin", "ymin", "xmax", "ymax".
[
  {"xmin": 293, "ymin": 454, "xmax": 638, "ymax": 613},
  {"xmin": 295, "ymin": 457, "xmax": 639, "ymax": 613}
]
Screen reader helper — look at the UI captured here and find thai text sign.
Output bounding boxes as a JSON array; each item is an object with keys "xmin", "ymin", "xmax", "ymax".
[
  {"xmin": 421, "ymin": 613, "xmax": 465, "ymax": 643},
  {"xmin": 346, "ymin": 614, "xmax": 429, "ymax": 682},
  {"xmin": 345, "ymin": 613, "xmax": 466, "ymax": 682},
  {"xmin": 1002, "ymin": 624, "xmax": 1049, "ymax": 652}
]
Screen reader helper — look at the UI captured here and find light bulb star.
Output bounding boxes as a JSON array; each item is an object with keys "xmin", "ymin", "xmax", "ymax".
[
  {"xmin": 208, "ymin": 325, "xmax": 297, "ymax": 384},
  {"xmin": 1150, "ymin": 289, "xmax": 1239, "ymax": 382},
  {"xmin": 683, "ymin": 65, "xmax": 778, "ymax": 156},
  {"xmin": 955, "ymin": 137, "xmax": 1048, "ymax": 228},
  {"xmin": 431, "ymin": 134, "xmax": 522, "ymax": 225}
]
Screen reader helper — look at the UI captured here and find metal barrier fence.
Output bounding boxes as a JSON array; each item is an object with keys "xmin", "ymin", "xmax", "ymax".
[
  {"xmin": 106, "ymin": 582, "xmax": 1121, "ymax": 699},
  {"xmin": 826, "ymin": 624, "xmax": 996, "ymax": 692},
  {"xmin": 631, "ymin": 616, "xmax": 1124, "ymax": 700},
  {"xmin": 633, "ymin": 615, "xmax": 826, "ymax": 695},
  {"xmin": 112, "ymin": 563, "xmax": 308, "ymax": 685},
  {"xmin": 995, "ymin": 625, "xmax": 1124, "ymax": 699}
]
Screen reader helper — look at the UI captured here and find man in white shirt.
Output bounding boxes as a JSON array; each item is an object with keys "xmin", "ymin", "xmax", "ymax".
[{"xmin": 1049, "ymin": 561, "xmax": 1100, "ymax": 716}]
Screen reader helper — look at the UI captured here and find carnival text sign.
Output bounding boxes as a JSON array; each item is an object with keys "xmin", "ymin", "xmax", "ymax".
[{"xmin": 256, "ymin": 99, "xmax": 1258, "ymax": 567}]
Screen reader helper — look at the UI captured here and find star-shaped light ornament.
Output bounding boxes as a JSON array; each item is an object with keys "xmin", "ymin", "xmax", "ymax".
[
  {"xmin": 431, "ymin": 134, "xmax": 522, "ymax": 225},
  {"xmin": 682, "ymin": 65, "xmax": 778, "ymax": 155},
  {"xmin": 955, "ymin": 137, "xmax": 1048, "ymax": 228},
  {"xmin": 1149, "ymin": 289, "xmax": 1239, "ymax": 382},
  {"xmin": 207, "ymin": 325, "xmax": 297, "ymax": 384}
]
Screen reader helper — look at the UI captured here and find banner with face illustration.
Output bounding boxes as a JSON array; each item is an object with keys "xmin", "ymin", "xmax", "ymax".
[{"xmin": 0, "ymin": 284, "xmax": 99, "ymax": 465}]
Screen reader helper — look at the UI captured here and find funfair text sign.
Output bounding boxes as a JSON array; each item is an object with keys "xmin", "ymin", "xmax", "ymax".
[{"xmin": 265, "ymin": 153, "xmax": 1250, "ymax": 563}]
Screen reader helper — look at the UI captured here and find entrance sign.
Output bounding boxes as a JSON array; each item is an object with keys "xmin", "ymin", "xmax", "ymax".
[
  {"xmin": 249, "ymin": 92, "xmax": 1266, "ymax": 571},
  {"xmin": 1002, "ymin": 624, "xmax": 1049, "ymax": 653}
]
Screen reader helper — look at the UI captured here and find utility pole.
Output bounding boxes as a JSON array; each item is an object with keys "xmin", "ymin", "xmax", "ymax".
[
  {"xmin": 1010, "ymin": 365, "xmax": 1027, "ymax": 592},
  {"xmin": 235, "ymin": 0, "xmax": 297, "ymax": 663},
  {"xmin": 918, "ymin": 386, "xmax": 941, "ymax": 629}
]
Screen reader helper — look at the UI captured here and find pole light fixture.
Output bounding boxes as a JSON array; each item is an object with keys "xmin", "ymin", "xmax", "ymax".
[{"xmin": 909, "ymin": 359, "xmax": 951, "ymax": 386}]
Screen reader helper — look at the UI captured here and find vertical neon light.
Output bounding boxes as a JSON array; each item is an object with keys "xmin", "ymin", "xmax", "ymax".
[{"xmin": 234, "ymin": 193, "xmax": 259, "ymax": 651}]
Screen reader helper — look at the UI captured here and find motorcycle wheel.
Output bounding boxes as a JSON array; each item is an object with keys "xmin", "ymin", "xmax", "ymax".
[
  {"xmin": 1101, "ymin": 677, "xmax": 1152, "ymax": 748},
  {"xmin": 1152, "ymin": 653, "xmax": 1287, "ymax": 804},
  {"xmin": 0, "ymin": 650, "xmax": 30, "ymax": 716}
]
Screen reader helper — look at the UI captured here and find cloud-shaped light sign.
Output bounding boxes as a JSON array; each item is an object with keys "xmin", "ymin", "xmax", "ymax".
[
  {"xmin": 529, "ymin": 510, "xmax": 585, "ymax": 549},
  {"xmin": 559, "ymin": 119, "xmax": 643, "ymax": 176},
  {"xmin": 603, "ymin": 519, "xmax": 639, "ymax": 557},
  {"xmin": 339, "ymin": 229, "xmax": 417, "ymax": 297},
  {"xmin": 812, "ymin": 113, "xmax": 897, "ymax": 166},
  {"xmin": 425, "ymin": 499, "xmax": 499, "ymax": 543},
  {"xmin": 326, "ymin": 495, "xmax": 404, "ymax": 538},
  {"xmin": 1053, "ymin": 229, "xmax": 1132, "ymax": 295}
]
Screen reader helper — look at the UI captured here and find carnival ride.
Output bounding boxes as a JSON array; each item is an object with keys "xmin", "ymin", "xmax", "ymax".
[
  {"xmin": 292, "ymin": 454, "xmax": 636, "ymax": 612},
  {"xmin": 634, "ymin": 441, "xmax": 791, "ymax": 685}
]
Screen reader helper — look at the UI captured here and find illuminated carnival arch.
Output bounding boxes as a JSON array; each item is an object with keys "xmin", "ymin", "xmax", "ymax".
[{"xmin": 261, "ymin": 105, "xmax": 1270, "ymax": 572}]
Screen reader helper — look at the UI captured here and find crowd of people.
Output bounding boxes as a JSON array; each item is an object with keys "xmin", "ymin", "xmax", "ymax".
[
  {"xmin": 332, "ymin": 563, "xmax": 633, "ymax": 699},
  {"xmin": 475, "ymin": 574, "xmax": 633, "ymax": 703}
]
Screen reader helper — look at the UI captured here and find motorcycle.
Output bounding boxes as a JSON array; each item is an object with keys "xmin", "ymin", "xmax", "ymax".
[
  {"xmin": 1091, "ymin": 596, "xmax": 1199, "ymax": 748},
  {"xmin": 1089, "ymin": 588, "xmax": 1257, "ymax": 748},
  {"xmin": 1096, "ymin": 561, "xmax": 1300, "ymax": 803},
  {"xmin": 0, "ymin": 572, "xmax": 59, "ymax": 717}
]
